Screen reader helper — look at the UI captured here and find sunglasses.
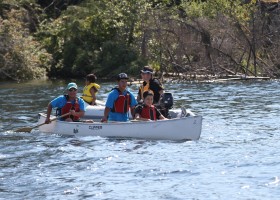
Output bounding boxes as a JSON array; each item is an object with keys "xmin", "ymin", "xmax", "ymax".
[{"xmin": 68, "ymin": 88, "xmax": 77, "ymax": 92}]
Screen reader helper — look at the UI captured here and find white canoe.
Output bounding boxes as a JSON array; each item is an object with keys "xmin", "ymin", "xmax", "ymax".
[
  {"xmin": 37, "ymin": 112, "xmax": 202, "ymax": 141},
  {"xmin": 83, "ymin": 100, "xmax": 105, "ymax": 119}
]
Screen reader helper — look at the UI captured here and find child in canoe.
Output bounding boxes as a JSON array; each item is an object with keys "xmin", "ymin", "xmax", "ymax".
[
  {"xmin": 81, "ymin": 73, "xmax": 100, "ymax": 105},
  {"xmin": 134, "ymin": 90, "xmax": 167, "ymax": 121}
]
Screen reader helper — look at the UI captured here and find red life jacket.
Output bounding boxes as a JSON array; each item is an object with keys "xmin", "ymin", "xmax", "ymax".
[
  {"xmin": 61, "ymin": 95, "xmax": 80, "ymax": 121},
  {"xmin": 111, "ymin": 88, "xmax": 130, "ymax": 113},
  {"xmin": 140, "ymin": 105, "xmax": 157, "ymax": 121}
]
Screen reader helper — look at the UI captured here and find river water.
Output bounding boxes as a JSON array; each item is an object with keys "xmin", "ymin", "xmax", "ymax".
[{"xmin": 0, "ymin": 80, "xmax": 279, "ymax": 199}]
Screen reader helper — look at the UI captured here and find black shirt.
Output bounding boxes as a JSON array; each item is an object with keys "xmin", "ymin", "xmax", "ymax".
[{"xmin": 138, "ymin": 78, "xmax": 164, "ymax": 103}]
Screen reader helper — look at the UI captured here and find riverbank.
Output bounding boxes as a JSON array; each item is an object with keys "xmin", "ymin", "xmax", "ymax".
[
  {"xmin": 128, "ymin": 74, "xmax": 272, "ymax": 86},
  {"xmin": 0, "ymin": 72, "xmax": 272, "ymax": 85}
]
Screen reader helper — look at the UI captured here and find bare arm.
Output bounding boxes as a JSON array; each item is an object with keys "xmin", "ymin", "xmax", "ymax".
[
  {"xmin": 90, "ymin": 87, "xmax": 97, "ymax": 105},
  {"xmin": 101, "ymin": 107, "xmax": 111, "ymax": 122},
  {"xmin": 69, "ymin": 110, "xmax": 85, "ymax": 118},
  {"xmin": 45, "ymin": 103, "xmax": 53, "ymax": 124},
  {"xmin": 135, "ymin": 113, "xmax": 150, "ymax": 121},
  {"xmin": 159, "ymin": 114, "xmax": 167, "ymax": 120},
  {"xmin": 130, "ymin": 106, "xmax": 135, "ymax": 119}
]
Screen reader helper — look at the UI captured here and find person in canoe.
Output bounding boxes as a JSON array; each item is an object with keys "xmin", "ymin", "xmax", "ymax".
[
  {"xmin": 137, "ymin": 66, "xmax": 164, "ymax": 105},
  {"xmin": 45, "ymin": 82, "xmax": 86, "ymax": 123},
  {"xmin": 135, "ymin": 90, "xmax": 167, "ymax": 121},
  {"xmin": 81, "ymin": 73, "xmax": 100, "ymax": 105},
  {"xmin": 101, "ymin": 73, "xmax": 137, "ymax": 122}
]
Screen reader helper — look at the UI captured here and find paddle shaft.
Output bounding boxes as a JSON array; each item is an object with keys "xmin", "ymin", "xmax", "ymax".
[
  {"xmin": 35, "ymin": 112, "xmax": 71, "ymax": 128},
  {"xmin": 15, "ymin": 112, "xmax": 71, "ymax": 132}
]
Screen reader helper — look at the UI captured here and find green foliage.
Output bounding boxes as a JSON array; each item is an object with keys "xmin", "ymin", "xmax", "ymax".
[
  {"xmin": 1, "ymin": 0, "xmax": 280, "ymax": 80},
  {"xmin": 37, "ymin": 0, "xmax": 151, "ymax": 79},
  {"xmin": 97, "ymin": 41, "xmax": 138, "ymax": 75},
  {"xmin": 0, "ymin": 3, "xmax": 51, "ymax": 81},
  {"xmin": 183, "ymin": 0, "xmax": 257, "ymax": 21}
]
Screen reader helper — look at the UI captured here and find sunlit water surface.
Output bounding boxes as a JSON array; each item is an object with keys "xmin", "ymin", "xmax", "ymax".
[{"xmin": 1, "ymin": 80, "xmax": 280, "ymax": 199}]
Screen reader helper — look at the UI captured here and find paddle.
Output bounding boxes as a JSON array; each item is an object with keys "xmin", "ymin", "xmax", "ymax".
[{"xmin": 15, "ymin": 112, "xmax": 70, "ymax": 133}]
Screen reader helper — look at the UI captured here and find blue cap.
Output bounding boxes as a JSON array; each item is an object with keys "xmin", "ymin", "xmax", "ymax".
[{"xmin": 66, "ymin": 82, "xmax": 78, "ymax": 90}]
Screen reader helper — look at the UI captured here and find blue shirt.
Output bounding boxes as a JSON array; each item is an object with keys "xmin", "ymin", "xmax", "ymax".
[
  {"xmin": 50, "ymin": 95, "xmax": 86, "ymax": 111},
  {"xmin": 105, "ymin": 89, "xmax": 137, "ymax": 122}
]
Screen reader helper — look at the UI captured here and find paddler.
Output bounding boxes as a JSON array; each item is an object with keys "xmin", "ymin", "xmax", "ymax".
[
  {"xmin": 45, "ymin": 82, "xmax": 85, "ymax": 123},
  {"xmin": 101, "ymin": 73, "xmax": 137, "ymax": 122}
]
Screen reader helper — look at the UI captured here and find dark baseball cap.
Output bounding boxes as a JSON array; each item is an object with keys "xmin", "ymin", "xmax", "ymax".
[
  {"xmin": 117, "ymin": 73, "xmax": 129, "ymax": 81},
  {"xmin": 141, "ymin": 66, "xmax": 153, "ymax": 74}
]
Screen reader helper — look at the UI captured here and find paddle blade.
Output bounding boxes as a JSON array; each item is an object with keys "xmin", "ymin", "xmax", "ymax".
[{"xmin": 14, "ymin": 127, "xmax": 33, "ymax": 133}]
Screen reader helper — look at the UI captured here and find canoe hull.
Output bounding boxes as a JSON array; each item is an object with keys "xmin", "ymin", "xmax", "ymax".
[{"xmin": 38, "ymin": 113, "xmax": 202, "ymax": 140}]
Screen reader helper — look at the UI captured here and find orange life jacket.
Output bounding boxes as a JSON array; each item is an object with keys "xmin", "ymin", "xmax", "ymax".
[
  {"xmin": 61, "ymin": 95, "xmax": 80, "ymax": 121},
  {"xmin": 111, "ymin": 88, "xmax": 130, "ymax": 113}
]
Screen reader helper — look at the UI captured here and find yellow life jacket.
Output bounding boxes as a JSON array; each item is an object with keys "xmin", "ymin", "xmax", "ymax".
[
  {"xmin": 82, "ymin": 83, "xmax": 100, "ymax": 103},
  {"xmin": 139, "ymin": 82, "xmax": 152, "ymax": 100}
]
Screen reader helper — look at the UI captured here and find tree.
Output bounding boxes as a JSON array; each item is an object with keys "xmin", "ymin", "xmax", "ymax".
[
  {"xmin": 0, "ymin": 0, "xmax": 51, "ymax": 81},
  {"xmin": 38, "ymin": 0, "xmax": 149, "ymax": 78}
]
